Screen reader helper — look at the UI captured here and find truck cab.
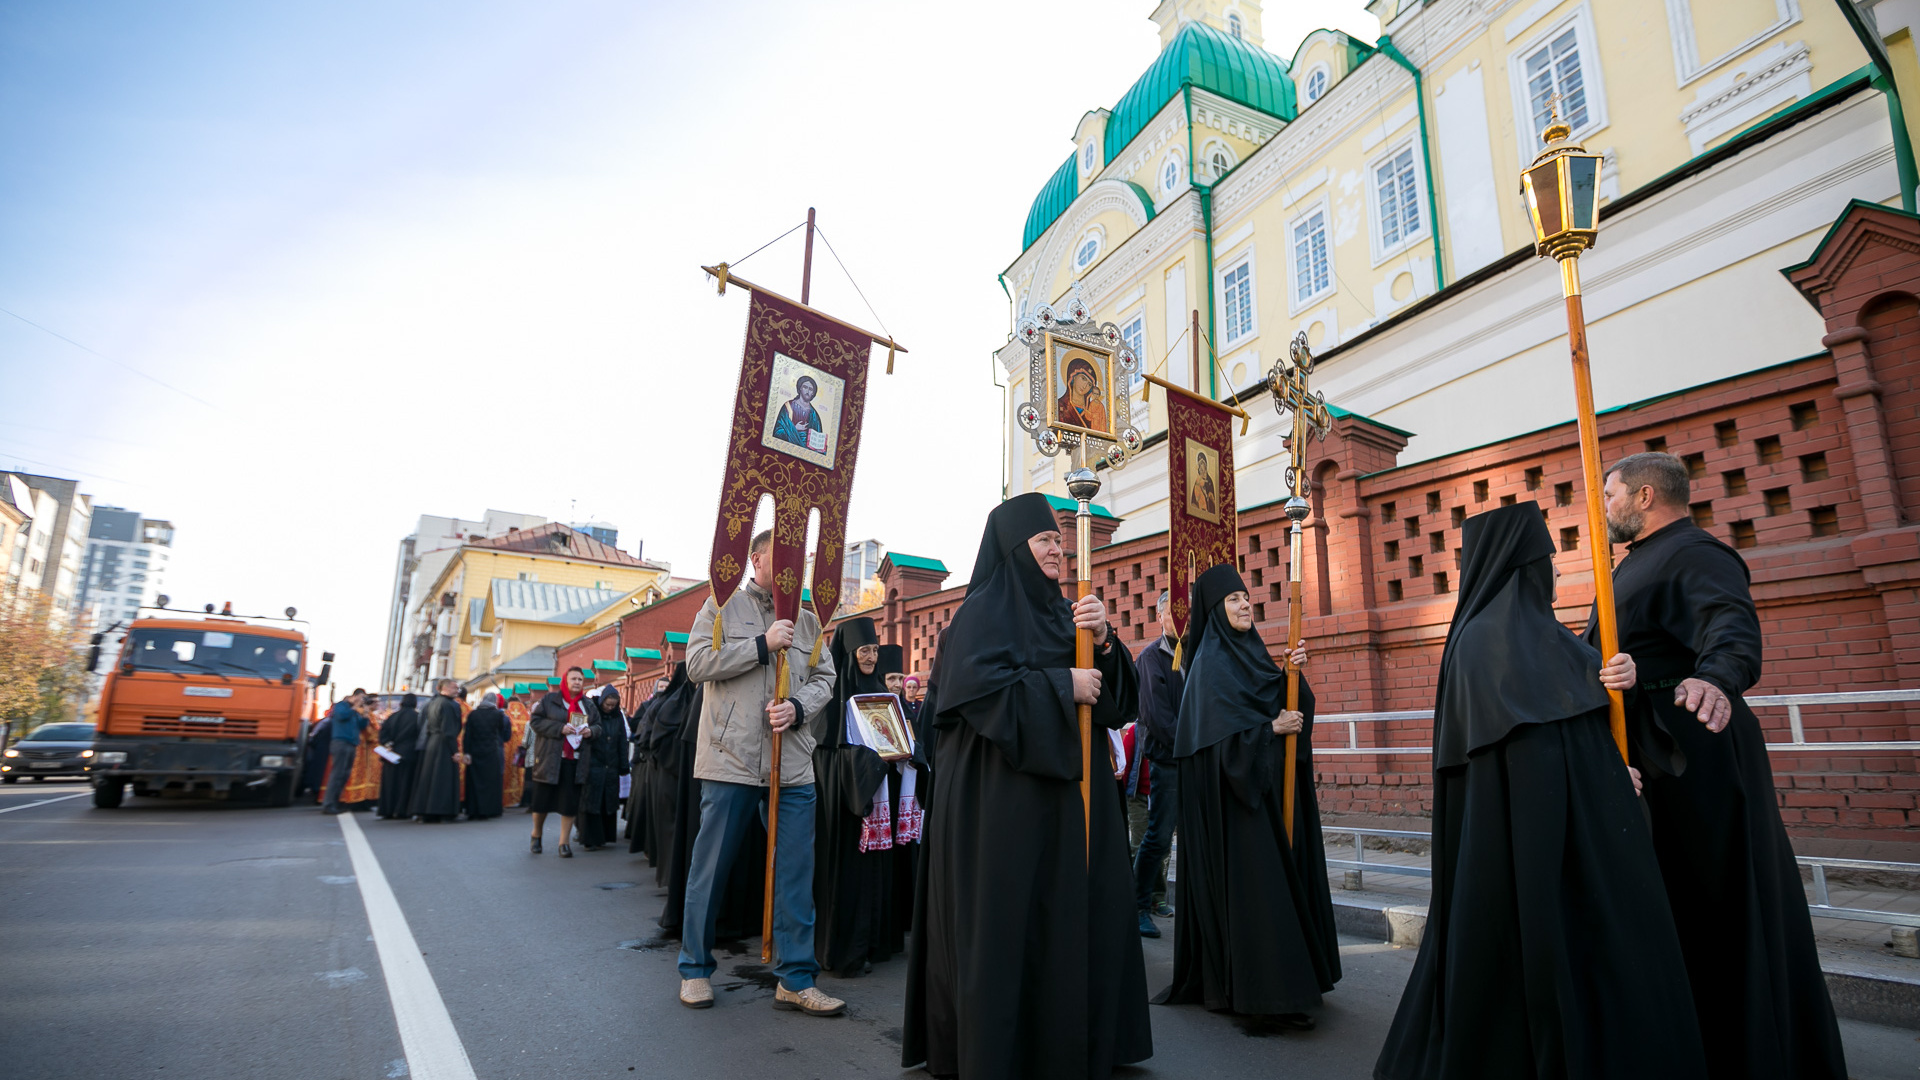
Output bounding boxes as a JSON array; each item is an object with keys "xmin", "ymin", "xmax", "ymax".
[{"xmin": 88, "ymin": 616, "xmax": 324, "ymax": 808}]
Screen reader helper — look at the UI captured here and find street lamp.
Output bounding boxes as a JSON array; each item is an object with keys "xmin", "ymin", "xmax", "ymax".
[{"xmin": 1522, "ymin": 116, "xmax": 1628, "ymax": 764}]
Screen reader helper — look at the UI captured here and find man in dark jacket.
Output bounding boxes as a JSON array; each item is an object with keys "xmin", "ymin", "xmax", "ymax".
[
  {"xmin": 1594, "ymin": 452, "xmax": 1846, "ymax": 1080},
  {"xmin": 1131, "ymin": 591, "xmax": 1183, "ymax": 936},
  {"xmin": 321, "ymin": 690, "xmax": 368, "ymax": 815}
]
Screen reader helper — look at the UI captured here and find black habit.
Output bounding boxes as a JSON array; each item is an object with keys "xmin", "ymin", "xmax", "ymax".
[
  {"xmin": 376, "ymin": 700, "xmax": 421, "ymax": 819},
  {"xmin": 813, "ymin": 617, "xmax": 897, "ymax": 977},
  {"xmin": 1154, "ymin": 563, "xmax": 1340, "ymax": 1017},
  {"xmin": 879, "ymin": 643, "xmax": 923, "ymax": 937},
  {"xmin": 299, "ymin": 717, "xmax": 332, "ymax": 798},
  {"xmin": 638, "ymin": 666, "xmax": 694, "ymax": 876},
  {"xmin": 657, "ymin": 680, "xmax": 765, "ymax": 940},
  {"xmin": 409, "ymin": 694, "xmax": 464, "ymax": 821},
  {"xmin": 1376, "ymin": 502, "xmax": 1706, "ymax": 1080},
  {"xmin": 1586, "ymin": 518, "xmax": 1846, "ymax": 1080},
  {"xmin": 580, "ymin": 689, "xmax": 629, "ymax": 849},
  {"xmin": 902, "ymin": 492, "xmax": 1150, "ymax": 1079},
  {"xmin": 624, "ymin": 691, "xmax": 661, "ymax": 845},
  {"xmin": 462, "ymin": 702, "xmax": 509, "ymax": 820}
]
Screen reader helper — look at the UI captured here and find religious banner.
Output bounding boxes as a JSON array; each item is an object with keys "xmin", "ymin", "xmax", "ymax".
[
  {"xmin": 705, "ymin": 284, "xmax": 881, "ymax": 631},
  {"xmin": 1145, "ymin": 373, "xmax": 1245, "ymax": 644}
]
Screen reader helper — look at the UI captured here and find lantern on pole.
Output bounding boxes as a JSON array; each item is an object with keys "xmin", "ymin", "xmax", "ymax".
[{"xmin": 1521, "ymin": 111, "xmax": 1628, "ymax": 764}]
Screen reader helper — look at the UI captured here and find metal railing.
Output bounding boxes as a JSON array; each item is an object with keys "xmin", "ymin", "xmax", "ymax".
[
  {"xmin": 1312, "ymin": 688, "xmax": 1920, "ymax": 757},
  {"xmin": 1319, "ymin": 828, "xmax": 1920, "ymax": 928}
]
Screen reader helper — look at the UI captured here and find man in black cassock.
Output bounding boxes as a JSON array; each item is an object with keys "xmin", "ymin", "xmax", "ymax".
[
  {"xmin": 462, "ymin": 692, "xmax": 510, "ymax": 820},
  {"xmin": 1593, "ymin": 452, "xmax": 1846, "ymax": 1080},
  {"xmin": 812, "ymin": 617, "xmax": 896, "ymax": 977},
  {"xmin": 376, "ymin": 693, "xmax": 421, "ymax": 819},
  {"xmin": 1154, "ymin": 563, "xmax": 1338, "ymax": 1025},
  {"xmin": 409, "ymin": 680, "xmax": 465, "ymax": 823},
  {"xmin": 1376, "ymin": 502, "xmax": 1706, "ymax": 1080},
  {"xmin": 902, "ymin": 492, "xmax": 1149, "ymax": 1080},
  {"xmin": 1130, "ymin": 589, "xmax": 1183, "ymax": 936}
]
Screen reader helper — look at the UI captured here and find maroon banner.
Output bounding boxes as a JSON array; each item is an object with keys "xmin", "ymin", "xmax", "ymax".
[
  {"xmin": 708, "ymin": 289, "xmax": 872, "ymax": 627},
  {"xmin": 1163, "ymin": 383, "xmax": 1238, "ymax": 641}
]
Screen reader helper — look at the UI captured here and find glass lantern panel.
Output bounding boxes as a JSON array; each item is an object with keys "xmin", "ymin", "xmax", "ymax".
[
  {"xmin": 1526, "ymin": 163, "xmax": 1564, "ymax": 239},
  {"xmin": 1567, "ymin": 155, "xmax": 1599, "ymax": 230}
]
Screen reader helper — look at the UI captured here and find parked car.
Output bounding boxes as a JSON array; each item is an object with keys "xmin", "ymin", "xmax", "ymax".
[{"xmin": 2, "ymin": 723, "xmax": 98, "ymax": 782}]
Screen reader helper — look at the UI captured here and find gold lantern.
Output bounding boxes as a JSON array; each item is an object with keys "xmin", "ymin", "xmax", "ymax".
[{"xmin": 1521, "ymin": 119, "xmax": 1603, "ymax": 261}]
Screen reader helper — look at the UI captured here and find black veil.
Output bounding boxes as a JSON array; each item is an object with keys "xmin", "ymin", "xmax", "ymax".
[{"xmin": 1173, "ymin": 563, "xmax": 1289, "ymax": 758}]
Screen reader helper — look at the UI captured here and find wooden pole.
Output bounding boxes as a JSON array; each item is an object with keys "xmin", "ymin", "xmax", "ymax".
[
  {"xmin": 1559, "ymin": 256, "xmax": 1630, "ymax": 762},
  {"xmin": 761, "ymin": 207, "xmax": 817, "ymax": 964},
  {"xmin": 1075, "ymin": 483, "xmax": 1094, "ymax": 868}
]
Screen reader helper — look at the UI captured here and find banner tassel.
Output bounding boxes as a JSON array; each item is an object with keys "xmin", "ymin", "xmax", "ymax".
[
  {"xmin": 809, "ymin": 631, "xmax": 824, "ymax": 668},
  {"xmin": 1171, "ymin": 638, "xmax": 1182, "ymax": 672},
  {"xmin": 712, "ymin": 608, "xmax": 724, "ymax": 649}
]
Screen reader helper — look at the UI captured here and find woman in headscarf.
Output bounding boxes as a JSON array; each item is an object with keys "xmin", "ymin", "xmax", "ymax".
[
  {"xmin": 579, "ymin": 686, "xmax": 629, "ymax": 850},
  {"xmin": 527, "ymin": 667, "xmax": 597, "ymax": 858},
  {"xmin": 1152, "ymin": 563, "xmax": 1339, "ymax": 1025},
  {"xmin": 376, "ymin": 693, "xmax": 421, "ymax": 819},
  {"xmin": 1375, "ymin": 502, "xmax": 1707, "ymax": 1080},
  {"xmin": 902, "ymin": 492, "xmax": 1148, "ymax": 1080},
  {"xmin": 463, "ymin": 692, "xmax": 510, "ymax": 821},
  {"xmin": 813, "ymin": 616, "xmax": 897, "ymax": 978}
]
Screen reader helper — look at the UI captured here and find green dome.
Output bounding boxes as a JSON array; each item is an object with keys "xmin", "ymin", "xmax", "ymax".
[{"xmin": 1020, "ymin": 20, "xmax": 1297, "ymax": 253}]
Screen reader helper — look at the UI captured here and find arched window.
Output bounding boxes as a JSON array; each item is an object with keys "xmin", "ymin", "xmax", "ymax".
[
  {"xmin": 1228, "ymin": 13, "xmax": 1243, "ymax": 39},
  {"xmin": 1305, "ymin": 66, "xmax": 1329, "ymax": 103},
  {"xmin": 1074, "ymin": 229, "xmax": 1103, "ymax": 271},
  {"xmin": 1082, "ymin": 140, "xmax": 1096, "ymax": 172},
  {"xmin": 1160, "ymin": 152, "xmax": 1184, "ymax": 195}
]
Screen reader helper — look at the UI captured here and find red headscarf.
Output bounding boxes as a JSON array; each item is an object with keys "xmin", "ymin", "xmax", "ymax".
[{"xmin": 558, "ymin": 678, "xmax": 584, "ymax": 711}]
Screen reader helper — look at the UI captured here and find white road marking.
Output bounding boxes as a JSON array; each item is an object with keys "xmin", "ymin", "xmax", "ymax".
[
  {"xmin": 0, "ymin": 792, "xmax": 88, "ymax": 815},
  {"xmin": 337, "ymin": 812, "xmax": 478, "ymax": 1080}
]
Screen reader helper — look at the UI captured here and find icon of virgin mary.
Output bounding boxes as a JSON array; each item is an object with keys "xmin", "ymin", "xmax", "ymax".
[
  {"xmin": 1056, "ymin": 355, "xmax": 1109, "ymax": 433},
  {"xmin": 772, "ymin": 375, "xmax": 828, "ymax": 452}
]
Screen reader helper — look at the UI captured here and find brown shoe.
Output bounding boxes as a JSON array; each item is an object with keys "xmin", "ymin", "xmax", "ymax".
[
  {"xmin": 773, "ymin": 984, "xmax": 845, "ymax": 1016},
  {"xmin": 679, "ymin": 978, "xmax": 713, "ymax": 1009}
]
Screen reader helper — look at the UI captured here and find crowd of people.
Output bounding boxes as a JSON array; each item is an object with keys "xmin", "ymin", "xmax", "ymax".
[{"xmin": 305, "ymin": 450, "xmax": 1848, "ymax": 1079}]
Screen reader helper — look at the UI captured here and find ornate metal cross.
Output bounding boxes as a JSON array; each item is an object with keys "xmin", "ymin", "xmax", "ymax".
[{"xmin": 1268, "ymin": 331, "xmax": 1332, "ymax": 500}]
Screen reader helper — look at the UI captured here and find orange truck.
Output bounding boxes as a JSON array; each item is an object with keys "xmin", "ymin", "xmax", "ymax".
[{"xmin": 85, "ymin": 612, "xmax": 332, "ymax": 809}]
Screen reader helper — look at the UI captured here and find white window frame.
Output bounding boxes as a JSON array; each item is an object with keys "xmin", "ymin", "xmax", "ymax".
[
  {"xmin": 1506, "ymin": 5, "xmax": 1609, "ymax": 168},
  {"xmin": 1072, "ymin": 226, "xmax": 1105, "ymax": 272},
  {"xmin": 1120, "ymin": 310, "xmax": 1149, "ymax": 427},
  {"xmin": 1218, "ymin": 248, "xmax": 1259, "ymax": 349},
  {"xmin": 1227, "ymin": 12, "xmax": 1244, "ymax": 39},
  {"xmin": 1081, "ymin": 139, "xmax": 1098, "ymax": 175},
  {"xmin": 1665, "ymin": 0, "xmax": 1800, "ymax": 88},
  {"xmin": 1302, "ymin": 63, "xmax": 1332, "ymax": 104},
  {"xmin": 1366, "ymin": 136, "xmax": 1431, "ymax": 266},
  {"xmin": 1286, "ymin": 197, "xmax": 1335, "ymax": 315},
  {"xmin": 1200, "ymin": 139, "xmax": 1237, "ymax": 182},
  {"xmin": 1158, "ymin": 150, "xmax": 1186, "ymax": 197}
]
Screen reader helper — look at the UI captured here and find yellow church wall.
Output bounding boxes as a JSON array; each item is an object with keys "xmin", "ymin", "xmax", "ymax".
[{"xmin": 422, "ymin": 548, "xmax": 663, "ymax": 681}]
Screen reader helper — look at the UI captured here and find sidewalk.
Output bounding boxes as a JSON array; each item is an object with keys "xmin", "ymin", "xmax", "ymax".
[{"xmin": 1314, "ymin": 826, "xmax": 1920, "ymax": 1029}]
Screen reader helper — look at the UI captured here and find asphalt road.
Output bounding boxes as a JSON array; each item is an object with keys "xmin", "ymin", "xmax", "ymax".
[{"xmin": 0, "ymin": 782, "xmax": 1913, "ymax": 1079}]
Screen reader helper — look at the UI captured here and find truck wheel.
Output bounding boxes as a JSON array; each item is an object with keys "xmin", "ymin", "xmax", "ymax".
[
  {"xmin": 2, "ymin": 776, "xmax": 15, "ymax": 784},
  {"xmin": 266, "ymin": 772, "xmax": 294, "ymax": 808},
  {"xmin": 92, "ymin": 780, "xmax": 125, "ymax": 809}
]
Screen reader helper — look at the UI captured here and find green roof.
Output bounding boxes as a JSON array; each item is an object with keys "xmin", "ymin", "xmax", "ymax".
[
  {"xmin": 592, "ymin": 659, "xmax": 628, "ymax": 672},
  {"xmin": 885, "ymin": 552, "xmax": 949, "ymax": 573},
  {"xmin": 1042, "ymin": 493, "xmax": 1119, "ymax": 520},
  {"xmin": 509, "ymin": 683, "xmax": 526, "ymax": 695},
  {"xmin": 545, "ymin": 677, "xmax": 561, "ymax": 686},
  {"xmin": 1327, "ymin": 403, "xmax": 1415, "ymax": 439},
  {"xmin": 1022, "ymin": 22, "xmax": 1296, "ymax": 254},
  {"xmin": 627, "ymin": 647, "xmax": 662, "ymax": 660},
  {"xmin": 664, "ymin": 632, "xmax": 690, "ymax": 644},
  {"xmin": 1022, "ymin": 155, "xmax": 1079, "ymax": 251}
]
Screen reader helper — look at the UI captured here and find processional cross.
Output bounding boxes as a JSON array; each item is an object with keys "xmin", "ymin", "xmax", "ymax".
[{"xmin": 1266, "ymin": 330, "xmax": 1332, "ymax": 846}]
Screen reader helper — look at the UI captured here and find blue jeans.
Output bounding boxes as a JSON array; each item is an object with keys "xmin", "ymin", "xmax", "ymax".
[
  {"xmin": 1132, "ymin": 760, "xmax": 1178, "ymax": 912},
  {"xmin": 677, "ymin": 780, "xmax": 818, "ymax": 991}
]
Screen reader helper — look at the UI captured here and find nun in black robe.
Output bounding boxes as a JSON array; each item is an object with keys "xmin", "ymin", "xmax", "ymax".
[
  {"xmin": 1375, "ymin": 502, "xmax": 1707, "ymax": 1080},
  {"xmin": 579, "ymin": 687, "xmax": 628, "ymax": 850},
  {"xmin": 813, "ymin": 617, "xmax": 896, "ymax": 977},
  {"xmin": 879, "ymin": 643, "xmax": 925, "ymax": 937},
  {"xmin": 462, "ymin": 693, "xmax": 509, "ymax": 820},
  {"xmin": 375, "ymin": 695, "xmax": 421, "ymax": 819},
  {"xmin": 623, "ymin": 692, "xmax": 656, "ymax": 845},
  {"xmin": 902, "ymin": 492, "xmax": 1149, "ymax": 1080},
  {"xmin": 1584, "ymin": 516, "xmax": 1845, "ymax": 1080},
  {"xmin": 657, "ymin": 680, "xmax": 765, "ymax": 940},
  {"xmin": 640, "ymin": 668, "xmax": 693, "ymax": 872},
  {"xmin": 1153, "ymin": 563, "xmax": 1340, "ymax": 1021}
]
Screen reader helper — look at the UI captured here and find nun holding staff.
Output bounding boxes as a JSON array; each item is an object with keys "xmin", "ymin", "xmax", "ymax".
[
  {"xmin": 1153, "ymin": 562, "xmax": 1340, "ymax": 1026},
  {"xmin": 902, "ymin": 492, "xmax": 1149, "ymax": 1080},
  {"xmin": 1374, "ymin": 502, "xmax": 1706, "ymax": 1080}
]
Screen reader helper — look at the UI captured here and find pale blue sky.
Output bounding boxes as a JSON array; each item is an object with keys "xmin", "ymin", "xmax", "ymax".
[{"xmin": 0, "ymin": 1, "xmax": 1376, "ymax": 690}]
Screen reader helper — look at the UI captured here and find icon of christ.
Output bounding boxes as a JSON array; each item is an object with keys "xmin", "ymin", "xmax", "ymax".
[{"xmin": 772, "ymin": 375, "xmax": 828, "ymax": 453}]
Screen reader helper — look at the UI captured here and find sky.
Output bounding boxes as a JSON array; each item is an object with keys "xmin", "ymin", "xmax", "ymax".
[{"xmin": 0, "ymin": 0, "xmax": 1379, "ymax": 691}]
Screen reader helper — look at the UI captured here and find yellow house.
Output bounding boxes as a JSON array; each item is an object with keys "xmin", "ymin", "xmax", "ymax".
[
  {"xmin": 1001, "ymin": 0, "xmax": 1919, "ymax": 542},
  {"xmin": 403, "ymin": 522, "xmax": 669, "ymax": 689}
]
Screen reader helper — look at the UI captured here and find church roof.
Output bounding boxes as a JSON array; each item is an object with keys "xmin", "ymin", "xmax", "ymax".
[
  {"xmin": 468, "ymin": 521, "xmax": 660, "ymax": 569},
  {"xmin": 1022, "ymin": 20, "xmax": 1297, "ymax": 252},
  {"xmin": 488, "ymin": 579, "xmax": 625, "ymax": 625}
]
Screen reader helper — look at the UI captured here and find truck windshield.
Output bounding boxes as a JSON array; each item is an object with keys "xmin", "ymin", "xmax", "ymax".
[{"xmin": 124, "ymin": 629, "xmax": 303, "ymax": 679}]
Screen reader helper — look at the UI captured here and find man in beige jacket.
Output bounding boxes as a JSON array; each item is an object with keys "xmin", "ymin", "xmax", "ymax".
[{"xmin": 676, "ymin": 528, "xmax": 843, "ymax": 1017}]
